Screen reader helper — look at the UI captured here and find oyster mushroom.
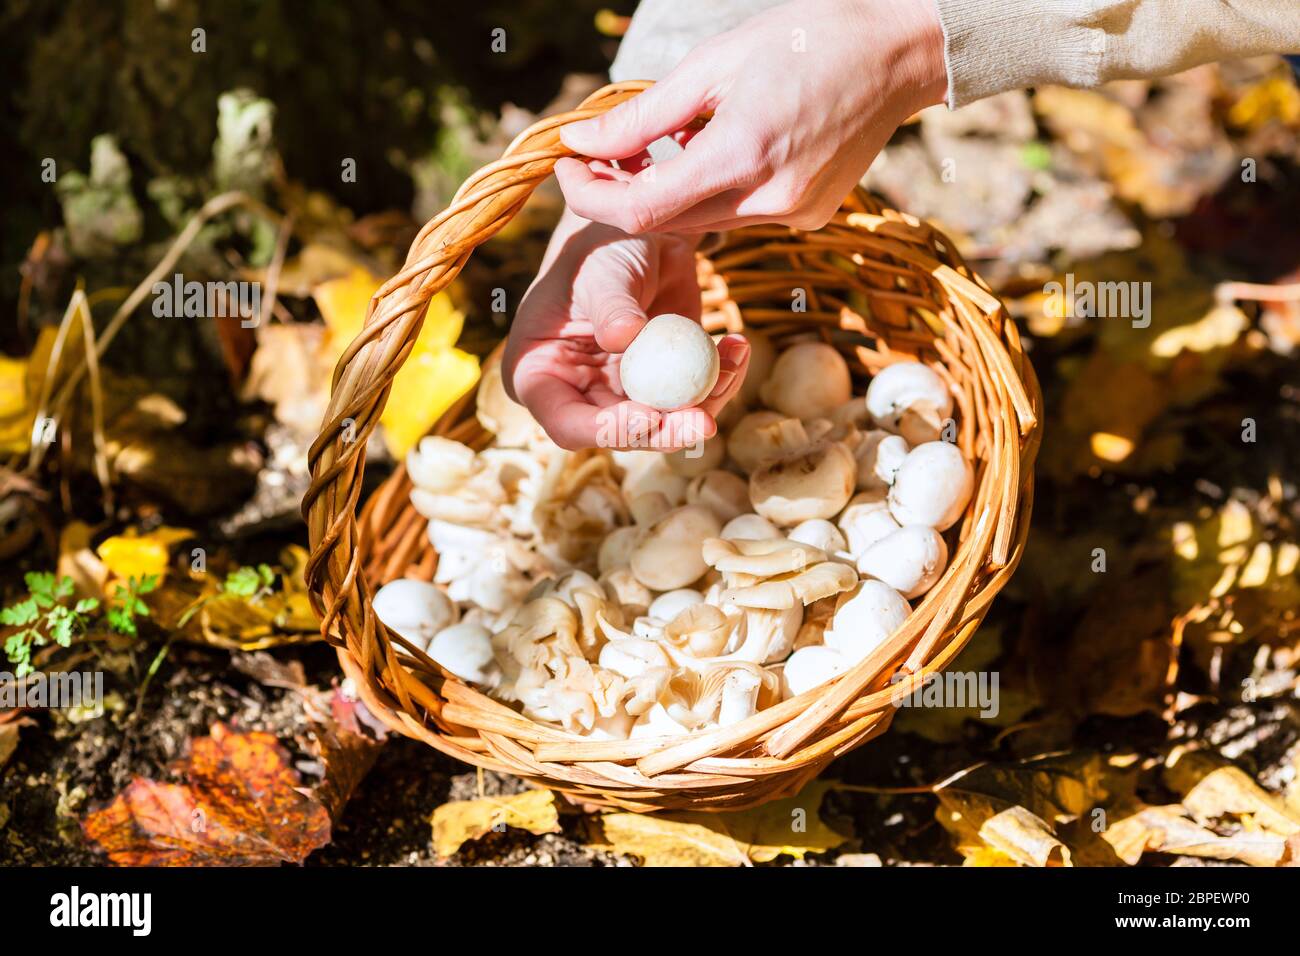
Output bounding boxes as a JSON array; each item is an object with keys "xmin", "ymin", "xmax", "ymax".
[
  {"xmin": 428, "ymin": 622, "xmax": 499, "ymax": 685},
  {"xmin": 887, "ymin": 441, "xmax": 974, "ymax": 531},
  {"xmin": 597, "ymin": 525, "xmax": 640, "ymax": 573},
  {"xmin": 619, "ymin": 313, "xmax": 720, "ymax": 411},
  {"xmin": 866, "ymin": 361, "xmax": 953, "ymax": 437},
  {"xmin": 629, "ymin": 505, "xmax": 721, "ymax": 590},
  {"xmin": 822, "ymin": 580, "xmax": 911, "ymax": 663},
  {"xmin": 759, "ymin": 342, "xmax": 852, "ymax": 420},
  {"xmin": 372, "ymin": 578, "xmax": 458, "ymax": 651},
  {"xmin": 856, "ymin": 525, "xmax": 948, "ymax": 598},
  {"xmin": 476, "ymin": 361, "xmax": 544, "ymax": 448},
  {"xmin": 749, "ymin": 436, "xmax": 856, "ymax": 526},
  {"xmin": 686, "ymin": 469, "xmax": 751, "ymax": 523},
  {"xmin": 620, "ymin": 453, "xmax": 688, "ymax": 506},
  {"xmin": 723, "ymin": 561, "xmax": 858, "ymax": 610},
  {"xmin": 599, "ymin": 568, "xmax": 653, "ymax": 616}
]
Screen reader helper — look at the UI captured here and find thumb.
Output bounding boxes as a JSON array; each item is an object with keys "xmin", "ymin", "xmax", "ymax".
[
  {"xmin": 561, "ymin": 74, "xmax": 711, "ymax": 161},
  {"xmin": 579, "ymin": 279, "xmax": 648, "ymax": 353}
]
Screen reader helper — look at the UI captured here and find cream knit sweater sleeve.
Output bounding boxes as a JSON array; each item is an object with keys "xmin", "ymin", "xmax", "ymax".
[{"xmin": 610, "ymin": 0, "xmax": 1300, "ymax": 107}]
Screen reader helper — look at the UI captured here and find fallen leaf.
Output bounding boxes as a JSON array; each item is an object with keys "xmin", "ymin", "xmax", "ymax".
[
  {"xmin": 316, "ymin": 267, "xmax": 480, "ymax": 457},
  {"xmin": 96, "ymin": 526, "xmax": 194, "ymax": 584},
  {"xmin": 977, "ymin": 805, "xmax": 1071, "ymax": 866},
  {"xmin": 1180, "ymin": 766, "xmax": 1300, "ymax": 838},
  {"xmin": 598, "ymin": 781, "xmax": 849, "ymax": 866},
  {"xmin": 431, "ymin": 788, "xmax": 561, "ymax": 858},
  {"xmin": 1105, "ymin": 804, "xmax": 1287, "ymax": 867},
  {"xmin": 82, "ymin": 722, "xmax": 331, "ymax": 866}
]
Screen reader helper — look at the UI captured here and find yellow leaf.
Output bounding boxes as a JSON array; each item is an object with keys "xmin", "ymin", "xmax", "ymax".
[
  {"xmin": 431, "ymin": 788, "xmax": 561, "ymax": 858},
  {"xmin": 315, "ymin": 267, "xmax": 480, "ymax": 457},
  {"xmin": 1089, "ymin": 432, "xmax": 1134, "ymax": 462},
  {"xmin": 1181, "ymin": 767, "xmax": 1300, "ymax": 838},
  {"xmin": 0, "ymin": 353, "xmax": 32, "ymax": 455},
  {"xmin": 977, "ymin": 805, "xmax": 1072, "ymax": 867},
  {"xmin": 600, "ymin": 781, "xmax": 849, "ymax": 866},
  {"xmin": 96, "ymin": 526, "xmax": 194, "ymax": 584},
  {"xmin": 1150, "ymin": 304, "xmax": 1248, "ymax": 359}
]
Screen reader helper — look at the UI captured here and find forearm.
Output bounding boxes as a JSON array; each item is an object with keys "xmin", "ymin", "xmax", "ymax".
[
  {"xmin": 612, "ymin": 0, "xmax": 1300, "ymax": 108},
  {"xmin": 938, "ymin": 0, "xmax": 1300, "ymax": 107}
]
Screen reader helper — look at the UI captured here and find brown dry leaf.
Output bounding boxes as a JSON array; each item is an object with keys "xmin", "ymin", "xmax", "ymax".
[
  {"xmin": 0, "ymin": 719, "xmax": 29, "ymax": 769},
  {"xmin": 82, "ymin": 722, "xmax": 331, "ymax": 866},
  {"xmin": 935, "ymin": 752, "xmax": 1132, "ymax": 866},
  {"xmin": 1180, "ymin": 766, "xmax": 1300, "ymax": 838},
  {"xmin": 1102, "ymin": 804, "xmax": 1284, "ymax": 866},
  {"xmin": 301, "ymin": 688, "xmax": 386, "ymax": 823},
  {"xmin": 431, "ymin": 788, "xmax": 561, "ymax": 858},
  {"xmin": 598, "ymin": 781, "xmax": 849, "ymax": 866},
  {"xmin": 976, "ymin": 805, "xmax": 1071, "ymax": 867}
]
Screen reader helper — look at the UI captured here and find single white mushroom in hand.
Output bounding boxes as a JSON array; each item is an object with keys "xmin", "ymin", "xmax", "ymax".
[
  {"xmin": 619, "ymin": 314, "xmax": 720, "ymax": 411},
  {"xmin": 856, "ymin": 525, "xmax": 948, "ymax": 599},
  {"xmin": 887, "ymin": 440, "xmax": 974, "ymax": 531},
  {"xmin": 823, "ymin": 580, "xmax": 910, "ymax": 664},
  {"xmin": 427, "ymin": 622, "xmax": 499, "ymax": 685},
  {"xmin": 759, "ymin": 342, "xmax": 852, "ymax": 420},
  {"xmin": 372, "ymin": 578, "xmax": 458, "ymax": 652}
]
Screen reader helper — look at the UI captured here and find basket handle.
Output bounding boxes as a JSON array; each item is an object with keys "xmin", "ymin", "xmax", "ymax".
[{"xmin": 302, "ymin": 81, "xmax": 653, "ymax": 650}]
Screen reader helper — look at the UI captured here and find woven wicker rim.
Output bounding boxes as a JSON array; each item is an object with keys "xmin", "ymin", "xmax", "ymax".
[{"xmin": 304, "ymin": 81, "xmax": 1043, "ymax": 812}]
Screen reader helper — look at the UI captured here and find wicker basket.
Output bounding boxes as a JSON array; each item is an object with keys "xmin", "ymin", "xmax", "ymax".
[{"xmin": 303, "ymin": 81, "xmax": 1042, "ymax": 812}]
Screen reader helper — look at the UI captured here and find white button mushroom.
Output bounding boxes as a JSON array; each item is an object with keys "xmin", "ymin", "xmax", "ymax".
[
  {"xmin": 735, "ymin": 330, "xmax": 777, "ymax": 408},
  {"xmin": 619, "ymin": 314, "xmax": 720, "ymax": 411},
  {"xmin": 372, "ymin": 578, "xmax": 458, "ymax": 651},
  {"xmin": 726, "ymin": 410, "xmax": 788, "ymax": 474},
  {"xmin": 720, "ymin": 513, "xmax": 781, "ymax": 541},
  {"xmin": 837, "ymin": 492, "xmax": 901, "ymax": 558},
  {"xmin": 865, "ymin": 361, "xmax": 953, "ymax": 432},
  {"xmin": 629, "ymin": 504, "xmax": 722, "ymax": 590},
  {"xmin": 686, "ymin": 469, "xmax": 751, "ymax": 523},
  {"xmin": 788, "ymin": 518, "xmax": 847, "ymax": 555},
  {"xmin": 887, "ymin": 440, "xmax": 974, "ymax": 531},
  {"xmin": 427, "ymin": 622, "xmax": 498, "ymax": 684},
  {"xmin": 781, "ymin": 645, "xmax": 849, "ymax": 698},
  {"xmin": 749, "ymin": 439, "xmax": 856, "ymax": 526},
  {"xmin": 856, "ymin": 525, "xmax": 948, "ymax": 599},
  {"xmin": 666, "ymin": 433, "xmax": 726, "ymax": 477},
  {"xmin": 759, "ymin": 342, "xmax": 852, "ymax": 420},
  {"xmin": 823, "ymin": 580, "xmax": 911, "ymax": 663}
]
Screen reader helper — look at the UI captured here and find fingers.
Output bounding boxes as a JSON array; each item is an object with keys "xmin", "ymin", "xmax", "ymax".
[
  {"xmin": 556, "ymin": 123, "xmax": 743, "ymax": 234},
  {"xmin": 578, "ymin": 285, "xmax": 648, "ymax": 354},
  {"xmin": 700, "ymin": 334, "xmax": 750, "ymax": 418},
  {"xmin": 560, "ymin": 72, "xmax": 714, "ymax": 161}
]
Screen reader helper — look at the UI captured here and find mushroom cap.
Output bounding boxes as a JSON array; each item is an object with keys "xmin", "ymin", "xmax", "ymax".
[
  {"xmin": 372, "ymin": 578, "xmax": 458, "ymax": 651},
  {"xmin": 620, "ymin": 454, "xmax": 688, "ymax": 506},
  {"xmin": 619, "ymin": 314, "xmax": 720, "ymax": 411},
  {"xmin": 887, "ymin": 441, "xmax": 974, "ymax": 531},
  {"xmin": 726, "ymin": 410, "xmax": 788, "ymax": 474},
  {"xmin": 476, "ymin": 361, "xmax": 543, "ymax": 448},
  {"xmin": 736, "ymin": 330, "xmax": 777, "ymax": 408},
  {"xmin": 749, "ymin": 439, "xmax": 856, "ymax": 526},
  {"xmin": 823, "ymin": 580, "xmax": 911, "ymax": 663},
  {"xmin": 865, "ymin": 361, "xmax": 953, "ymax": 430},
  {"xmin": 427, "ymin": 622, "xmax": 497, "ymax": 684},
  {"xmin": 856, "ymin": 525, "xmax": 948, "ymax": 599},
  {"xmin": 648, "ymin": 588, "xmax": 706, "ymax": 622},
  {"xmin": 759, "ymin": 342, "xmax": 852, "ymax": 420},
  {"xmin": 666, "ymin": 433, "xmax": 725, "ymax": 477},
  {"xmin": 720, "ymin": 513, "xmax": 781, "ymax": 541},
  {"xmin": 788, "ymin": 518, "xmax": 847, "ymax": 555},
  {"xmin": 837, "ymin": 492, "xmax": 901, "ymax": 558},
  {"xmin": 629, "ymin": 504, "xmax": 722, "ymax": 590},
  {"xmin": 686, "ymin": 469, "xmax": 751, "ymax": 523},
  {"xmin": 781, "ymin": 646, "xmax": 848, "ymax": 698},
  {"xmin": 872, "ymin": 434, "xmax": 911, "ymax": 485},
  {"xmin": 722, "ymin": 560, "xmax": 857, "ymax": 609},
  {"xmin": 597, "ymin": 525, "xmax": 641, "ymax": 573}
]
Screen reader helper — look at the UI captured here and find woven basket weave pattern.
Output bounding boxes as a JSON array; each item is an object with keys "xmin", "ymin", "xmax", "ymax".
[{"xmin": 304, "ymin": 81, "xmax": 1042, "ymax": 812}]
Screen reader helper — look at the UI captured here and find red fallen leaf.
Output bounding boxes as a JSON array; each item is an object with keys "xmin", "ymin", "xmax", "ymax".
[
  {"xmin": 82, "ymin": 722, "xmax": 330, "ymax": 866},
  {"xmin": 300, "ymin": 687, "xmax": 386, "ymax": 822}
]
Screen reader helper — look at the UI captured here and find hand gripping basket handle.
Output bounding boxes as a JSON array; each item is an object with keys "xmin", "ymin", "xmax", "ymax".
[{"xmin": 302, "ymin": 82, "xmax": 654, "ymax": 657}]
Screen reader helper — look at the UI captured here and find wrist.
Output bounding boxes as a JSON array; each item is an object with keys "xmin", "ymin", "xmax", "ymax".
[{"xmin": 848, "ymin": 0, "xmax": 949, "ymax": 114}]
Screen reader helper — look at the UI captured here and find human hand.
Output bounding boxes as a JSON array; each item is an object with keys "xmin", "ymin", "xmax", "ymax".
[
  {"xmin": 555, "ymin": 0, "xmax": 948, "ymax": 234},
  {"xmin": 502, "ymin": 207, "xmax": 750, "ymax": 451}
]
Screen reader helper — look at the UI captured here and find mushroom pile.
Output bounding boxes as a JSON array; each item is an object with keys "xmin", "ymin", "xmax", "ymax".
[{"xmin": 372, "ymin": 334, "xmax": 974, "ymax": 740}]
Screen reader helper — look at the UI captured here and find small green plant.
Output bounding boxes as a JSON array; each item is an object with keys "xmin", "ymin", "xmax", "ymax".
[
  {"xmin": 223, "ymin": 563, "xmax": 275, "ymax": 600},
  {"xmin": 1, "ymin": 573, "xmax": 99, "ymax": 678},
  {"xmin": 105, "ymin": 574, "xmax": 159, "ymax": 637}
]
